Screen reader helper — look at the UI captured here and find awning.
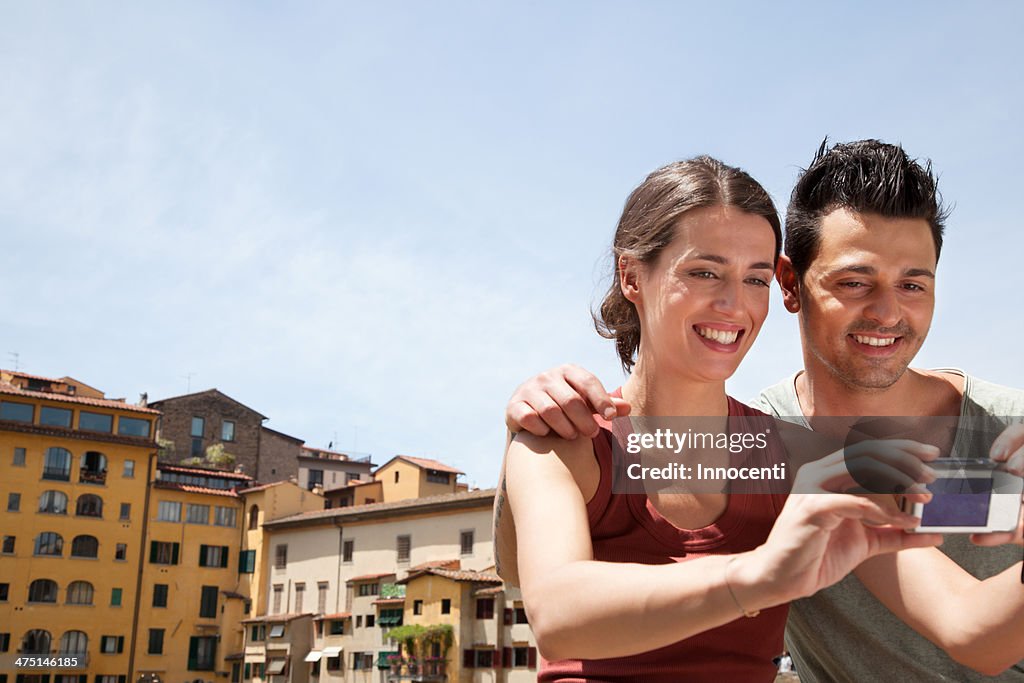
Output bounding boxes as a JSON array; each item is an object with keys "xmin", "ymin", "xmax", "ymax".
[
  {"xmin": 376, "ymin": 651, "xmax": 399, "ymax": 669},
  {"xmin": 266, "ymin": 658, "xmax": 288, "ymax": 676},
  {"xmin": 322, "ymin": 646, "xmax": 343, "ymax": 657},
  {"xmin": 304, "ymin": 651, "xmax": 323, "ymax": 663}
]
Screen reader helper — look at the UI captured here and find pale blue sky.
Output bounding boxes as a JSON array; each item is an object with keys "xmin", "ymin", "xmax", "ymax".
[{"xmin": 4, "ymin": 1, "xmax": 1022, "ymax": 487}]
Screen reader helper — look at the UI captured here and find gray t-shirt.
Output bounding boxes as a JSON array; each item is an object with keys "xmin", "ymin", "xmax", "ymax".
[{"xmin": 753, "ymin": 369, "xmax": 1024, "ymax": 682}]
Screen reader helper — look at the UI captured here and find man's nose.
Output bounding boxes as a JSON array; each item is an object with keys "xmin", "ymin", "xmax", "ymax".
[{"xmin": 862, "ymin": 287, "xmax": 902, "ymax": 328}]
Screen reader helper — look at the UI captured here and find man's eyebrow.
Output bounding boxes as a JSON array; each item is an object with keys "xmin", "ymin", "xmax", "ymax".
[
  {"xmin": 825, "ymin": 265, "xmax": 936, "ymax": 279},
  {"xmin": 691, "ymin": 253, "xmax": 774, "ymax": 270}
]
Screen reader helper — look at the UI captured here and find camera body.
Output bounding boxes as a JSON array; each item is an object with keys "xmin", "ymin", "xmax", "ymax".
[{"xmin": 902, "ymin": 458, "xmax": 1024, "ymax": 533}]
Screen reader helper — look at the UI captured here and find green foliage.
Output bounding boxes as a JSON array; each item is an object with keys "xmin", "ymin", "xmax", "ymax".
[
  {"xmin": 205, "ymin": 443, "xmax": 236, "ymax": 466},
  {"xmin": 381, "ymin": 583, "xmax": 406, "ymax": 599},
  {"xmin": 158, "ymin": 437, "xmax": 175, "ymax": 459},
  {"xmin": 384, "ymin": 623, "xmax": 454, "ymax": 658}
]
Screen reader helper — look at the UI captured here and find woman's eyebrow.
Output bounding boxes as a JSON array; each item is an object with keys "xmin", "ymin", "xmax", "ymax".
[{"xmin": 690, "ymin": 253, "xmax": 773, "ymax": 270}]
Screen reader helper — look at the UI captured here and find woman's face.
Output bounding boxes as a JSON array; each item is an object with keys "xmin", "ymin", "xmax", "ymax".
[{"xmin": 628, "ymin": 205, "xmax": 776, "ymax": 383}]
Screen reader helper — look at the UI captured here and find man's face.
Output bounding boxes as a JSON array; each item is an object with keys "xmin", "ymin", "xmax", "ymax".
[{"xmin": 793, "ymin": 208, "xmax": 937, "ymax": 390}]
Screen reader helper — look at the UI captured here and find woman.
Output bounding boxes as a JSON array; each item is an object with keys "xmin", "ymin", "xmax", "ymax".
[{"xmin": 502, "ymin": 157, "xmax": 941, "ymax": 681}]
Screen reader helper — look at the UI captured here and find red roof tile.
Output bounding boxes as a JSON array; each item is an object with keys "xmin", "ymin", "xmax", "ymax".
[
  {"xmin": 347, "ymin": 572, "xmax": 396, "ymax": 583},
  {"xmin": 263, "ymin": 488, "xmax": 494, "ymax": 528},
  {"xmin": 410, "ymin": 559, "xmax": 460, "ymax": 571},
  {"xmin": 0, "ymin": 381, "xmax": 160, "ymax": 414},
  {"xmin": 385, "ymin": 455, "xmax": 465, "ymax": 475},
  {"xmin": 399, "ymin": 567, "xmax": 502, "ymax": 585},
  {"xmin": 158, "ymin": 463, "xmax": 253, "ymax": 480},
  {"xmin": 153, "ymin": 481, "xmax": 240, "ymax": 498},
  {"xmin": 3, "ymin": 370, "xmax": 63, "ymax": 382},
  {"xmin": 373, "ymin": 598, "xmax": 405, "ymax": 605},
  {"xmin": 314, "ymin": 612, "xmax": 351, "ymax": 621}
]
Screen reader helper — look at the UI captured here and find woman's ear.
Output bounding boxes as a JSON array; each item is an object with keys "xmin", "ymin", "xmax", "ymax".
[
  {"xmin": 619, "ymin": 254, "xmax": 642, "ymax": 305},
  {"xmin": 776, "ymin": 256, "xmax": 800, "ymax": 313}
]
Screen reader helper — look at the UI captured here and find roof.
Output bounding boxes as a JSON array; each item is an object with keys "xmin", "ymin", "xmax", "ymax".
[
  {"xmin": 261, "ymin": 425, "xmax": 305, "ymax": 444},
  {"xmin": 373, "ymin": 598, "xmax": 405, "ymax": 605},
  {"xmin": 237, "ymin": 481, "xmax": 294, "ymax": 494},
  {"xmin": 241, "ymin": 613, "xmax": 312, "ymax": 624},
  {"xmin": 149, "ymin": 388, "xmax": 267, "ymax": 419},
  {"xmin": 3, "ymin": 370, "xmax": 63, "ymax": 382},
  {"xmin": 347, "ymin": 572, "xmax": 396, "ymax": 583},
  {"xmin": 0, "ymin": 380, "xmax": 160, "ymax": 414},
  {"xmin": 324, "ymin": 479, "xmax": 379, "ymax": 493},
  {"xmin": 399, "ymin": 567, "xmax": 502, "ymax": 585},
  {"xmin": 410, "ymin": 559, "xmax": 460, "ymax": 571},
  {"xmin": 314, "ymin": 612, "xmax": 351, "ymax": 621},
  {"xmin": 153, "ymin": 481, "xmax": 240, "ymax": 498},
  {"xmin": 263, "ymin": 488, "xmax": 494, "ymax": 529},
  {"xmin": 222, "ymin": 591, "xmax": 249, "ymax": 600},
  {"xmin": 377, "ymin": 455, "xmax": 464, "ymax": 475},
  {"xmin": 158, "ymin": 463, "xmax": 253, "ymax": 480},
  {"xmin": 474, "ymin": 586, "xmax": 504, "ymax": 597}
]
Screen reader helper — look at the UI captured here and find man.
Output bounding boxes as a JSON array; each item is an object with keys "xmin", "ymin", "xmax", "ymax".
[{"xmin": 496, "ymin": 140, "xmax": 1024, "ymax": 680}]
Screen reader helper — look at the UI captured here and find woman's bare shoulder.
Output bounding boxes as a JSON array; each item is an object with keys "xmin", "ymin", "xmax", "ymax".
[{"xmin": 509, "ymin": 431, "xmax": 601, "ymax": 502}]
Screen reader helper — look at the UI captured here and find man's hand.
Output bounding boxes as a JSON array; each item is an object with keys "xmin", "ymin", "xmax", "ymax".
[
  {"xmin": 505, "ymin": 364, "xmax": 630, "ymax": 439},
  {"xmin": 970, "ymin": 424, "xmax": 1024, "ymax": 547}
]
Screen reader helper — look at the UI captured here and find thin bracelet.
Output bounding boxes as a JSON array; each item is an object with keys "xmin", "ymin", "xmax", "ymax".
[{"xmin": 725, "ymin": 555, "xmax": 760, "ymax": 618}]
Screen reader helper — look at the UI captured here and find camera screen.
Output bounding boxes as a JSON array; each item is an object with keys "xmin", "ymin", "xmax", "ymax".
[{"xmin": 920, "ymin": 476, "xmax": 993, "ymax": 527}]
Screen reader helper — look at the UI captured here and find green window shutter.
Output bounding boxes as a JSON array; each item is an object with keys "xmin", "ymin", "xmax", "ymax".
[
  {"xmin": 199, "ymin": 545, "xmax": 208, "ymax": 567},
  {"xmin": 171, "ymin": 542, "xmax": 180, "ymax": 565},
  {"xmin": 220, "ymin": 546, "xmax": 229, "ymax": 568},
  {"xmin": 117, "ymin": 636, "xmax": 124, "ymax": 653},
  {"xmin": 149, "ymin": 541, "xmax": 158, "ymax": 563},
  {"xmin": 188, "ymin": 636, "xmax": 199, "ymax": 670},
  {"xmin": 111, "ymin": 588, "xmax": 122, "ymax": 606},
  {"xmin": 244, "ymin": 663, "xmax": 251, "ymax": 679}
]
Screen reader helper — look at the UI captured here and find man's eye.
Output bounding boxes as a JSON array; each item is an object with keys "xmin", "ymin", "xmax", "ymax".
[
  {"xmin": 902, "ymin": 282, "xmax": 926, "ymax": 292},
  {"xmin": 745, "ymin": 277, "xmax": 770, "ymax": 287}
]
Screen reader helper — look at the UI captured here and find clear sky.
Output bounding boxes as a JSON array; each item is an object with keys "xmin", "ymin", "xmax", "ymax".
[{"xmin": 4, "ymin": 1, "xmax": 1022, "ymax": 488}]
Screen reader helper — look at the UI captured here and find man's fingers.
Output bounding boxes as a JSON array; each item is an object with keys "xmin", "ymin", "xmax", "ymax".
[
  {"xmin": 561, "ymin": 365, "xmax": 618, "ymax": 421},
  {"xmin": 546, "ymin": 381, "xmax": 602, "ymax": 439},
  {"xmin": 869, "ymin": 528, "xmax": 943, "ymax": 555},
  {"xmin": 510, "ymin": 407, "xmax": 551, "ymax": 438},
  {"xmin": 529, "ymin": 394, "xmax": 581, "ymax": 440},
  {"xmin": 970, "ymin": 531, "xmax": 1017, "ymax": 546},
  {"xmin": 610, "ymin": 397, "xmax": 631, "ymax": 417},
  {"xmin": 991, "ymin": 424, "xmax": 1024, "ymax": 462}
]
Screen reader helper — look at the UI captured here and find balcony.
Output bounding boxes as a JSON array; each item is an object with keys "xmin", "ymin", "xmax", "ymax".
[
  {"xmin": 79, "ymin": 468, "xmax": 107, "ymax": 485},
  {"xmin": 42, "ymin": 467, "xmax": 70, "ymax": 482},
  {"xmin": 386, "ymin": 657, "xmax": 447, "ymax": 682}
]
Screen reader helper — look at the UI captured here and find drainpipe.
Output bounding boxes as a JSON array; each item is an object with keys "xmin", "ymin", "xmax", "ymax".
[{"xmin": 128, "ymin": 448, "xmax": 158, "ymax": 681}]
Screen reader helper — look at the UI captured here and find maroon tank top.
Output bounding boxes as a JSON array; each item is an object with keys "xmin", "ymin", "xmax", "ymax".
[{"xmin": 539, "ymin": 396, "xmax": 789, "ymax": 683}]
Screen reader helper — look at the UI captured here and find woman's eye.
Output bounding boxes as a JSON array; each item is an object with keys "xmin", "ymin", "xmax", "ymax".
[
  {"xmin": 838, "ymin": 281, "xmax": 866, "ymax": 289},
  {"xmin": 690, "ymin": 271, "xmax": 717, "ymax": 279}
]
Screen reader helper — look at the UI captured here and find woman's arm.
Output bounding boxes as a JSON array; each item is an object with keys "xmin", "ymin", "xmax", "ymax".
[{"xmin": 506, "ymin": 431, "xmax": 942, "ymax": 661}]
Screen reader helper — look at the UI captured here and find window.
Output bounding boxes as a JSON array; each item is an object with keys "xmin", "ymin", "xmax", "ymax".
[
  {"xmin": 34, "ymin": 532, "xmax": 63, "ymax": 556},
  {"xmin": 326, "ymin": 653, "xmax": 342, "ymax": 671},
  {"xmin": 157, "ymin": 500, "xmax": 181, "ymax": 522},
  {"xmin": 266, "ymin": 659, "xmax": 288, "ymax": 676},
  {"xmin": 0, "ymin": 400, "xmax": 33, "ymax": 422},
  {"xmin": 329, "ymin": 619, "xmax": 345, "ymax": 635},
  {"xmin": 365, "ymin": 614, "xmax": 375, "ymax": 628},
  {"xmin": 13, "ymin": 447, "xmax": 26, "ymax": 466},
  {"xmin": 186, "ymin": 504, "xmax": 209, "ymax": 524},
  {"xmin": 149, "ymin": 541, "xmax": 180, "ymax": 565},
  {"xmin": 460, "ymin": 530, "xmax": 474, "ymax": 555},
  {"xmin": 66, "ymin": 581, "xmax": 93, "ymax": 605},
  {"xmin": 357, "ymin": 583, "xmax": 378, "ymax": 597},
  {"xmin": 274, "ymin": 544, "xmax": 287, "ymax": 568},
  {"xmin": 214, "ymin": 506, "xmax": 237, "ymax": 527},
  {"xmin": 75, "ymin": 494, "xmax": 103, "ymax": 517},
  {"xmin": 191, "ymin": 416, "xmax": 205, "ymax": 437},
  {"xmin": 119, "ymin": 503, "xmax": 131, "ymax": 521},
  {"xmin": 40, "ymin": 406, "xmax": 72, "ymax": 428},
  {"xmin": 441, "ymin": 598, "xmax": 451, "ymax": 614},
  {"xmin": 476, "ymin": 598, "xmax": 495, "ymax": 619},
  {"xmin": 355, "ymin": 615, "xmax": 362, "ymax": 628},
  {"xmin": 188, "ymin": 635, "xmax": 217, "ymax": 671},
  {"xmin": 118, "ymin": 416, "xmax": 151, "ymax": 437},
  {"xmin": 307, "ymin": 469, "xmax": 323, "ymax": 491},
  {"xmin": 99, "ymin": 635, "xmax": 123, "ymax": 654},
  {"xmin": 352, "ymin": 652, "xmax": 374, "ymax": 670},
  {"xmin": 1, "ymin": 536, "xmax": 13, "ymax": 554},
  {"xmin": 59, "ymin": 631, "xmax": 88, "ymax": 654},
  {"xmin": 37, "ymin": 490, "xmax": 68, "ymax": 514},
  {"xmin": 148, "ymin": 629, "xmax": 164, "ymax": 655},
  {"xmin": 123, "ymin": 459, "xmax": 135, "ymax": 477},
  {"xmin": 221, "ymin": 420, "xmax": 235, "ymax": 441},
  {"xmin": 413, "ymin": 600, "xmax": 423, "ymax": 615},
  {"xmin": 71, "ymin": 535, "xmax": 99, "ymax": 558},
  {"xmin": 396, "ymin": 535, "xmax": 410, "ymax": 562},
  {"xmin": 0, "ymin": 583, "xmax": 8, "ymax": 601},
  {"xmin": 79, "ymin": 411, "xmax": 113, "ymax": 433},
  {"xmin": 111, "ymin": 587, "xmax": 122, "ymax": 606},
  {"xmin": 512, "ymin": 646, "xmax": 536, "ymax": 667},
  {"xmin": 318, "ymin": 582, "xmax": 328, "ymax": 613},
  {"xmin": 514, "ymin": 605, "xmax": 529, "ymax": 624},
  {"xmin": 238, "ymin": 549, "xmax": 256, "ymax": 573},
  {"xmin": 200, "ymin": 585, "xmax": 218, "ymax": 618},
  {"xmin": 426, "ymin": 470, "xmax": 450, "ymax": 484},
  {"xmin": 7, "ymin": 492, "xmax": 20, "ymax": 512},
  {"xmin": 342, "ymin": 539, "xmax": 354, "ymax": 563},
  {"xmin": 294, "ymin": 583, "xmax": 305, "ymax": 612},
  {"xmin": 248, "ymin": 505, "xmax": 259, "ymax": 529},
  {"xmin": 394, "ymin": 470, "xmax": 400, "ymax": 483},
  {"xmin": 0, "ymin": 632, "xmax": 8, "ymax": 652},
  {"xmin": 199, "ymin": 544, "xmax": 228, "ymax": 568},
  {"xmin": 79, "ymin": 451, "xmax": 107, "ymax": 484},
  {"xmin": 28, "ymin": 579, "xmax": 58, "ymax": 603},
  {"xmin": 463, "ymin": 649, "xmax": 494, "ymax": 668},
  {"xmin": 272, "ymin": 584, "xmax": 283, "ymax": 613},
  {"xmin": 21, "ymin": 629, "xmax": 51, "ymax": 654},
  {"xmin": 268, "ymin": 624, "xmax": 285, "ymax": 638},
  {"xmin": 115, "ymin": 543, "xmax": 127, "ymax": 561},
  {"xmin": 151, "ymin": 583, "xmax": 169, "ymax": 607},
  {"xmin": 42, "ymin": 447, "xmax": 72, "ymax": 480}
]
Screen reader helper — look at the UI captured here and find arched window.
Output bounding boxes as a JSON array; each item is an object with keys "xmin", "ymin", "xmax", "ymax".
[
  {"xmin": 80, "ymin": 451, "xmax": 108, "ymax": 484},
  {"xmin": 71, "ymin": 535, "xmax": 99, "ymax": 558},
  {"xmin": 75, "ymin": 494, "xmax": 103, "ymax": 518},
  {"xmin": 66, "ymin": 581, "xmax": 94, "ymax": 605},
  {"xmin": 28, "ymin": 579, "xmax": 58, "ymax": 603},
  {"xmin": 38, "ymin": 490, "xmax": 68, "ymax": 514},
  {"xmin": 248, "ymin": 505, "xmax": 260, "ymax": 530},
  {"xmin": 43, "ymin": 447, "xmax": 72, "ymax": 481},
  {"xmin": 21, "ymin": 629, "xmax": 52, "ymax": 654},
  {"xmin": 59, "ymin": 630, "xmax": 88, "ymax": 654},
  {"xmin": 34, "ymin": 532, "xmax": 64, "ymax": 556}
]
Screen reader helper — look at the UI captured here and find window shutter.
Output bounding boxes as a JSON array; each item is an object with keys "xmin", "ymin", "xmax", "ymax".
[
  {"xmin": 117, "ymin": 636, "xmax": 124, "ymax": 653},
  {"xmin": 463, "ymin": 650, "xmax": 474, "ymax": 668},
  {"xmin": 220, "ymin": 546, "xmax": 229, "ymax": 568},
  {"xmin": 149, "ymin": 541, "xmax": 157, "ymax": 563},
  {"xmin": 171, "ymin": 542, "xmax": 179, "ymax": 565},
  {"xmin": 528, "ymin": 647, "xmax": 537, "ymax": 668},
  {"xmin": 493, "ymin": 649, "xmax": 503, "ymax": 669},
  {"xmin": 503, "ymin": 608, "xmax": 513, "ymax": 625},
  {"xmin": 188, "ymin": 636, "xmax": 199, "ymax": 670},
  {"xmin": 503, "ymin": 648, "xmax": 512, "ymax": 667}
]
